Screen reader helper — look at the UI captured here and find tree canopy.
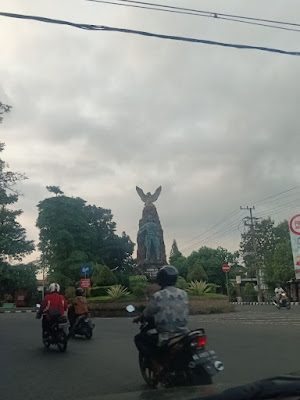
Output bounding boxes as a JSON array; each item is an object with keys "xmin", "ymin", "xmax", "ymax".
[
  {"xmin": 46, "ymin": 186, "xmax": 64, "ymax": 196},
  {"xmin": 36, "ymin": 191, "xmax": 134, "ymax": 287},
  {"xmin": 240, "ymin": 218, "xmax": 294, "ymax": 287},
  {"xmin": 169, "ymin": 242, "xmax": 239, "ymax": 290}
]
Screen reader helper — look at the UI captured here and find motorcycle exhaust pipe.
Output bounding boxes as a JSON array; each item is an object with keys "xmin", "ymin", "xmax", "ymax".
[{"xmin": 214, "ymin": 361, "xmax": 224, "ymax": 371}]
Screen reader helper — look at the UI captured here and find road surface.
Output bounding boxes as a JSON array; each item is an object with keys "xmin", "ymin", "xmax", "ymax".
[{"xmin": 1, "ymin": 306, "xmax": 300, "ymax": 400}]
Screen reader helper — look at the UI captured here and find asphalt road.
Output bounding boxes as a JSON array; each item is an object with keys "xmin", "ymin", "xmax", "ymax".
[{"xmin": 1, "ymin": 306, "xmax": 300, "ymax": 400}]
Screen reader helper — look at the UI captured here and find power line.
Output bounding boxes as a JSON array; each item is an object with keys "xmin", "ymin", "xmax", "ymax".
[
  {"xmin": 181, "ymin": 211, "xmax": 246, "ymax": 253},
  {"xmin": 1, "ymin": 12, "xmax": 300, "ymax": 56},
  {"xmin": 180, "ymin": 208, "xmax": 239, "ymax": 246},
  {"xmin": 254, "ymin": 185, "xmax": 300, "ymax": 205},
  {"xmin": 256, "ymin": 199, "xmax": 300, "ymax": 219},
  {"xmin": 87, "ymin": 0, "xmax": 300, "ymax": 33},
  {"xmin": 90, "ymin": 0, "xmax": 300, "ymax": 28},
  {"xmin": 181, "ymin": 186, "xmax": 300, "ymax": 254},
  {"xmin": 255, "ymin": 190, "xmax": 300, "ymax": 207}
]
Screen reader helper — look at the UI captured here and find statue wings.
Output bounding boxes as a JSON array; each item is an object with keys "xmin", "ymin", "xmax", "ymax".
[
  {"xmin": 151, "ymin": 186, "xmax": 162, "ymax": 202},
  {"xmin": 136, "ymin": 186, "xmax": 162, "ymax": 204},
  {"xmin": 136, "ymin": 186, "xmax": 147, "ymax": 203}
]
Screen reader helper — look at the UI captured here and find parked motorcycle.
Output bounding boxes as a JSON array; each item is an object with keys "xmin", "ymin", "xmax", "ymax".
[
  {"xmin": 127, "ymin": 305, "xmax": 224, "ymax": 388},
  {"xmin": 69, "ymin": 313, "xmax": 94, "ymax": 340},
  {"xmin": 273, "ymin": 293, "xmax": 291, "ymax": 309}
]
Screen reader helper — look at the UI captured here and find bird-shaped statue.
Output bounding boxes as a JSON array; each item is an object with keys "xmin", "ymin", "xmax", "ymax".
[{"xmin": 136, "ymin": 186, "xmax": 162, "ymax": 206}]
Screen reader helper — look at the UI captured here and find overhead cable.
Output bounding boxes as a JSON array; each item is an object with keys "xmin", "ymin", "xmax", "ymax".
[
  {"xmin": 1, "ymin": 12, "xmax": 300, "ymax": 56},
  {"xmin": 87, "ymin": 0, "xmax": 300, "ymax": 33}
]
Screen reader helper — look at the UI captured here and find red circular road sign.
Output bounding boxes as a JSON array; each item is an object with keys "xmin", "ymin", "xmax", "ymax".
[
  {"xmin": 222, "ymin": 264, "xmax": 231, "ymax": 273},
  {"xmin": 290, "ymin": 214, "xmax": 300, "ymax": 235}
]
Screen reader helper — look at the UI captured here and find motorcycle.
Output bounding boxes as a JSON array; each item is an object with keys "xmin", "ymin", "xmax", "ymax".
[
  {"xmin": 36, "ymin": 308, "xmax": 69, "ymax": 352},
  {"xmin": 69, "ymin": 313, "xmax": 94, "ymax": 340},
  {"xmin": 127, "ymin": 306, "xmax": 224, "ymax": 388},
  {"xmin": 273, "ymin": 293, "xmax": 291, "ymax": 309}
]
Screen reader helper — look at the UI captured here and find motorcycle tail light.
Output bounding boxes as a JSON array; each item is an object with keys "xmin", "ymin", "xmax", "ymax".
[{"xmin": 197, "ymin": 335, "xmax": 207, "ymax": 347}]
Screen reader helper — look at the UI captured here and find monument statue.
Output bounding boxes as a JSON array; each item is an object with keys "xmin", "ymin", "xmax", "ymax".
[
  {"xmin": 138, "ymin": 216, "xmax": 160, "ymax": 260},
  {"xmin": 136, "ymin": 186, "xmax": 162, "ymax": 206},
  {"xmin": 136, "ymin": 185, "xmax": 167, "ymax": 278}
]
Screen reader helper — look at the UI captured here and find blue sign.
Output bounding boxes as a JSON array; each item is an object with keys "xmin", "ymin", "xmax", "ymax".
[{"xmin": 80, "ymin": 265, "xmax": 90, "ymax": 275}]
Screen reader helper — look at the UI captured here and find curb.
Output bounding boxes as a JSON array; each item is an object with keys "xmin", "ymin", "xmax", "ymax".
[
  {"xmin": 0, "ymin": 309, "xmax": 37, "ymax": 313},
  {"xmin": 231, "ymin": 302, "xmax": 299, "ymax": 306}
]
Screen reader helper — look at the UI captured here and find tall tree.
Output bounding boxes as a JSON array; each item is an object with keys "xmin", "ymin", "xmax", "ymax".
[
  {"xmin": 170, "ymin": 239, "xmax": 181, "ymax": 260},
  {"xmin": 0, "ymin": 102, "xmax": 12, "ymax": 123},
  {"xmin": 186, "ymin": 246, "xmax": 239, "ymax": 290},
  {"xmin": 46, "ymin": 186, "xmax": 64, "ymax": 196},
  {"xmin": 169, "ymin": 239, "xmax": 188, "ymax": 278},
  {"xmin": 240, "ymin": 218, "xmax": 276, "ymax": 276},
  {"xmin": 0, "ymin": 262, "xmax": 37, "ymax": 301},
  {"xmin": 36, "ymin": 192, "xmax": 134, "ymax": 287},
  {"xmin": 240, "ymin": 218, "xmax": 294, "ymax": 285},
  {"xmin": 0, "ymin": 144, "xmax": 34, "ymax": 263}
]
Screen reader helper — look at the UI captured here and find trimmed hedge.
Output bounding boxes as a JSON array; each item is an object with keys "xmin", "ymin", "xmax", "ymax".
[
  {"xmin": 90, "ymin": 286, "xmax": 111, "ymax": 297},
  {"xmin": 88, "ymin": 298, "xmax": 234, "ymax": 317}
]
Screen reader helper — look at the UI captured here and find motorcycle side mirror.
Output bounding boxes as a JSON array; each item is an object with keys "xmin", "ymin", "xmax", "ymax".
[
  {"xmin": 36, "ymin": 304, "xmax": 41, "ymax": 308},
  {"xmin": 126, "ymin": 305, "xmax": 135, "ymax": 313}
]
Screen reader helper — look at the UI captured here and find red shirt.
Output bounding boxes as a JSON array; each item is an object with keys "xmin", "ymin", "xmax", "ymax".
[{"xmin": 40, "ymin": 292, "xmax": 68, "ymax": 316}]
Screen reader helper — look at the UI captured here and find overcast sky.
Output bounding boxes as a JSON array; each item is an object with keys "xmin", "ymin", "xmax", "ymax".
[{"xmin": 1, "ymin": 0, "xmax": 300, "ymax": 262}]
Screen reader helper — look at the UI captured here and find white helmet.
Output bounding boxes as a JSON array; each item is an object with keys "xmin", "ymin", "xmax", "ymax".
[{"xmin": 49, "ymin": 283, "xmax": 60, "ymax": 293}]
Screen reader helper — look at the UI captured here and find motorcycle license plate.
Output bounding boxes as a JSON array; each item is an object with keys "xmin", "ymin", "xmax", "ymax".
[{"xmin": 193, "ymin": 350, "xmax": 216, "ymax": 361}]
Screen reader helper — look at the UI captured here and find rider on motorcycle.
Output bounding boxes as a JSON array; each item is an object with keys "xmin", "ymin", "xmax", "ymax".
[
  {"xmin": 274, "ymin": 284, "xmax": 285, "ymax": 303},
  {"xmin": 134, "ymin": 265, "xmax": 189, "ymax": 369},
  {"xmin": 68, "ymin": 287, "xmax": 89, "ymax": 327},
  {"xmin": 37, "ymin": 283, "xmax": 68, "ymax": 336}
]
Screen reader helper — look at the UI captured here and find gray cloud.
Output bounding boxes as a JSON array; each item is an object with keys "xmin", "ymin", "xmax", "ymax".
[{"xmin": 1, "ymin": 0, "xmax": 300, "ymax": 260}]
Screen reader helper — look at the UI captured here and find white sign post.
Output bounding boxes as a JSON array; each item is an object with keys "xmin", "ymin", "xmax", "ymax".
[{"xmin": 289, "ymin": 214, "xmax": 300, "ymax": 279}]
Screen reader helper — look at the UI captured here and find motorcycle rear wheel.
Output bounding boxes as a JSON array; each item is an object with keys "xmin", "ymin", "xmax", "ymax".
[
  {"xmin": 57, "ymin": 332, "xmax": 68, "ymax": 352},
  {"xmin": 190, "ymin": 368, "xmax": 212, "ymax": 385},
  {"xmin": 43, "ymin": 339, "xmax": 51, "ymax": 348},
  {"xmin": 85, "ymin": 327, "xmax": 93, "ymax": 340},
  {"xmin": 42, "ymin": 331, "xmax": 51, "ymax": 348},
  {"xmin": 139, "ymin": 353, "xmax": 158, "ymax": 388}
]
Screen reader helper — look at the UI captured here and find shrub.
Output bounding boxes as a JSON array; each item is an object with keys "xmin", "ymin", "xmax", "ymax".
[
  {"xmin": 4, "ymin": 294, "xmax": 14, "ymax": 303},
  {"xmin": 176, "ymin": 276, "xmax": 187, "ymax": 290},
  {"xmin": 206, "ymin": 283, "xmax": 218, "ymax": 294},
  {"xmin": 96, "ymin": 266, "xmax": 117, "ymax": 286},
  {"xmin": 242, "ymin": 283, "xmax": 256, "ymax": 296},
  {"xmin": 129, "ymin": 275, "xmax": 148, "ymax": 298},
  {"xmin": 107, "ymin": 285, "xmax": 130, "ymax": 300},
  {"xmin": 64, "ymin": 287, "xmax": 75, "ymax": 300},
  {"xmin": 90, "ymin": 286, "xmax": 111, "ymax": 297},
  {"xmin": 187, "ymin": 265, "xmax": 208, "ymax": 282},
  {"xmin": 187, "ymin": 281, "xmax": 212, "ymax": 296}
]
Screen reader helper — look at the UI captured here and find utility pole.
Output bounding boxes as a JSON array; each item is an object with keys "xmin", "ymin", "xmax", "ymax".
[{"xmin": 240, "ymin": 206, "xmax": 262, "ymax": 302}]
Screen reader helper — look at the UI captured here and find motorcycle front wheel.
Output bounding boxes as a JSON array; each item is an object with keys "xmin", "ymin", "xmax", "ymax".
[
  {"xmin": 57, "ymin": 331, "xmax": 68, "ymax": 352},
  {"xmin": 139, "ymin": 353, "xmax": 158, "ymax": 388}
]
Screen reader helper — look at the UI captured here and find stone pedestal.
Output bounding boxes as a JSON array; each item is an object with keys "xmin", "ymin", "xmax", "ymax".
[{"xmin": 137, "ymin": 204, "xmax": 167, "ymax": 279}]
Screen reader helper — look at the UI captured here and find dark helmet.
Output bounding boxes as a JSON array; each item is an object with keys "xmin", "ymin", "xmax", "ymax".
[
  {"xmin": 156, "ymin": 265, "xmax": 178, "ymax": 287},
  {"xmin": 76, "ymin": 288, "xmax": 84, "ymax": 296}
]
